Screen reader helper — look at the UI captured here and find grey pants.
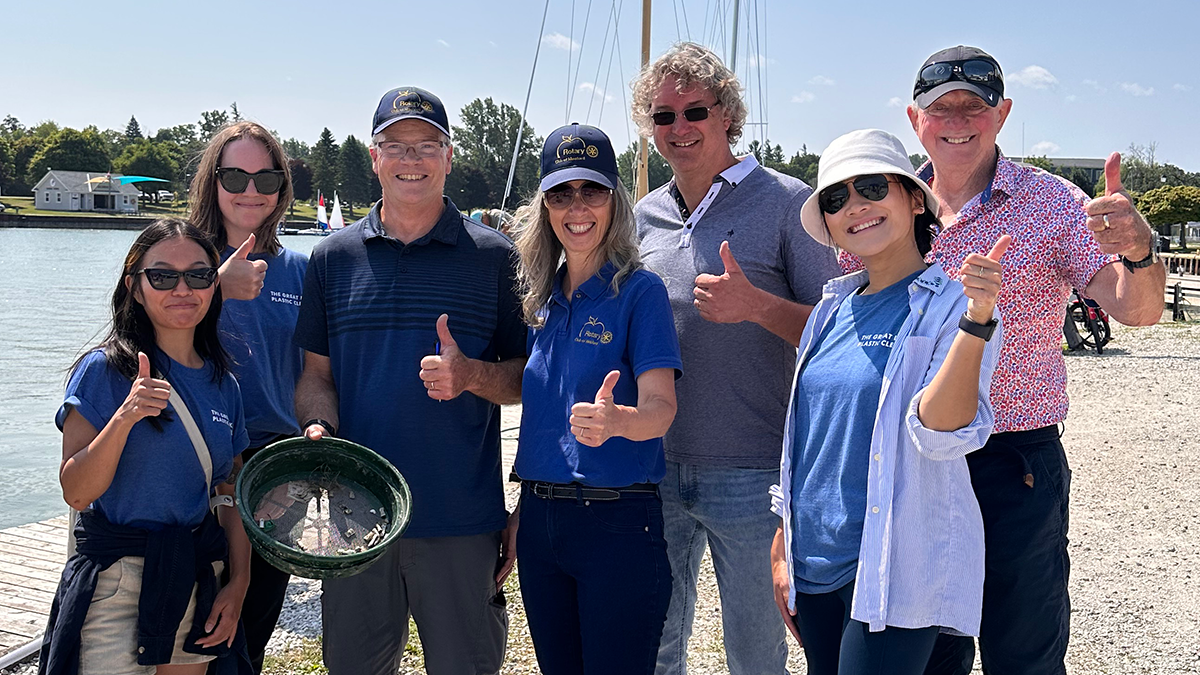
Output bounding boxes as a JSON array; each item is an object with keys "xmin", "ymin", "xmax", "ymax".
[{"xmin": 321, "ymin": 531, "xmax": 508, "ymax": 675}]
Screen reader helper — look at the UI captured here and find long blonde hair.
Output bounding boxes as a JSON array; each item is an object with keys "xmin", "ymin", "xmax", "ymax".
[{"xmin": 512, "ymin": 185, "xmax": 642, "ymax": 328}]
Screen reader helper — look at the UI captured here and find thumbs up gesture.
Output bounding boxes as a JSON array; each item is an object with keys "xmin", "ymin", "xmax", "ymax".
[
  {"xmin": 218, "ymin": 233, "xmax": 268, "ymax": 300},
  {"xmin": 1084, "ymin": 152, "xmax": 1155, "ymax": 260},
  {"xmin": 569, "ymin": 371, "xmax": 622, "ymax": 447},
  {"xmin": 694, "ymin": 240, "xmax": 764, "ymax": 324},
  {"xmin": 419, "ymin": 314, "xmax": 476, "ymax": 401},
  {"xmin": 119, "ymin": 352, "xmax": 172, "ymax": 423},
  {"xmin": 959, "ymin": 234, "xmax": 1011, "ymax": 325}
]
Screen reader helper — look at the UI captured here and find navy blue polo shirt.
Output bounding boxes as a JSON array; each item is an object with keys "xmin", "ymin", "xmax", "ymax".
[
  {"xmin": 293, "ymin": 199, "xmax": 526, "ymax": 538},
  {"xmin": 516, "ymin": 263, "xmax": 682, "ymax": 487}
]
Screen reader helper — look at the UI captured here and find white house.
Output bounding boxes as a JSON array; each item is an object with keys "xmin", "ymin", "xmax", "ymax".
[{"xmin": 32, "ymin": 170, "xmax": 142, "ymax": 214}]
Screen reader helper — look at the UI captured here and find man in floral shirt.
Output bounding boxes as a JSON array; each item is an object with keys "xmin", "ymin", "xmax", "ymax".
[{"xmin": 895, "ymin": 46, "xmax": 1166, "ymax": 675}]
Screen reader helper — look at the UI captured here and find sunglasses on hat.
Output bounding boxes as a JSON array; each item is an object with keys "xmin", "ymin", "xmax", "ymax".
[
  {"xmin": 216, "ymin": 167, "xmax": 286, "ymax": 195},
  {"xmin": 135, "ymin": 267, "xmax": 219, "ymax": 291},
  {"xmin": 915, "ymin": 59, "xmax": 1002, "ymax": 96},
  {"xmin": 651, "ymin": 101, "xmax": 722, "ymax": 126},
  {"xmin": 818, "ymin": 175, "xmax": 903, "ymax": 215}
]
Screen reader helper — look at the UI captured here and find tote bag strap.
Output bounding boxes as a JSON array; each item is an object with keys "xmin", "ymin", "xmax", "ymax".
[{"xmin": 168, "ymin": 386, "xmax": 235, "ymax": 513}]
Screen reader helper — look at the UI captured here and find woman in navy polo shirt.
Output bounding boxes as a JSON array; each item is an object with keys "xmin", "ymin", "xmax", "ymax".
[
  {"xmin": 46, "ymin": 218, "xmax": 250, "ymax": 674},
  {"xmin": 510, "ymin": 123, "xmax": 682, "ymax": 674},
  {"xmin": 189, "ymin": 121, "xmax": 307, "ymax": 672}
]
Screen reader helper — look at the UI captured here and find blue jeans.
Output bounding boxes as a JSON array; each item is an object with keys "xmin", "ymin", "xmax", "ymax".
[
  {"xmin": 655, "ymin": 461, "xmax": 789, "ymax": 675},
  {"xmin": 923, "ymin": 426, "xmax": 1071, "ymax": 675},
  {"xmin": 517, "ymin": 485, "xmax": 672, "ymax": 675}
]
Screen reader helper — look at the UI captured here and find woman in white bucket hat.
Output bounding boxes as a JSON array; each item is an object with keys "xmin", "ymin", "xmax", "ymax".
[{"xmin": 768, "ymin": 129, "xmax": 1010, "ymax": 674}]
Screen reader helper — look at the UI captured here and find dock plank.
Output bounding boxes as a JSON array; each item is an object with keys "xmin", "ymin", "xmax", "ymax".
[
  {"xmin": 0, "ymin": 607, "xmax": 45, "ymax": 639},
  {"xmin": 0, "ymin": 540, "xmax": 64, "ymax": 564},
  {"xmin": 0, "ymin": 518, "xmax": 67, "ymax": 662},
  {"xmin": 0, "ymin": 587, "xmax": 52, "ymax": 616},
  {"xmin": 0, "ymin": 580, "xmax": 55, "ymax": 605},
  {"xmin": 0, "ymin": 527, "xmax": 67, "ymax": 547},
  {"xmin": 0, "ymin": 549, "xmax": 63, "ymax": 574},
  {"xmin": 0, "ymin": 532, "xmax": 66, "ymax": 556},
  {"xmin": 0, "ymin": 568, "xmax": 61, "ymax": 595},
  {"xmin": 0, "ymin": 629, "xmax": 26, "ymax": 649},
  {"xmin": 0, "ymin": 560, "xmax": 61, "ymax": 585}
]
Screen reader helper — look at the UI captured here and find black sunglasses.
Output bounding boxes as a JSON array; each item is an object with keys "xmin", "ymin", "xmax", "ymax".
[
  {"xmin": 915, "ymin": 59, "xmax": 1002, "ymax": 96},
  {"xmin": 544, "ymin": 182, "xmax": 613, "ymax": 209},
  {"xmin": 651, "ymin": 101, "xmax": 722, "ymax": 126},
  {"xmin": 818, "ymin": 175, "xmax": 904, "ymax": 215},
  {"xmin": 216, "ymin": 167, "xmax": 286, "ymax": 195},
  {"xmin": 134, "ymin": 267, "xmax": 219, "ymax": 291}
]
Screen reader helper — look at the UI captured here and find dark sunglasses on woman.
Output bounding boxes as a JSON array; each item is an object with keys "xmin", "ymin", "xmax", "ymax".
[
  {"xmin": 818, "ymin": 174, "xmax": 902, "ymax": 214},
  {"xmin": 216, "ymin": 167, "xmax": 287, "ymax": 195},
  {"xmin": 134, "ymin": 267, "xmax": 219, "ymax": 291},
  {"xmin": 544, "ymin": 182, "xmax": 613, "ymax": 209},
  {"xmin": 650, "ymin": 101, "xmax": 722, "ymax": 126}
]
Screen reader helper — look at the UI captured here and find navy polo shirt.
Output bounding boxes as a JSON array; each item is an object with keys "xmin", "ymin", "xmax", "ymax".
[
  {"xmin": 516, "ymin": 263, "xmax": 682, "ymax": 487},
  {"xmin": 294, "ymin": 199, "xmax": 526, "ymax": 538}
]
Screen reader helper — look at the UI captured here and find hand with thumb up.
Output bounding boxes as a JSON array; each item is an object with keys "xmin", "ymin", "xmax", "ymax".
[
  {"xmin": 217, "ymin": 233, "xmax": 268, "ymax": 300},
  {"xmin": 419, "ymin": 314, "xmax": 477, "ymax": 401},
  {"xmin": 569, "ymin": 370, "xmax": 622, "ymax": 447},
  {"xmin": 119, "ymin": 352, "xmax": 172, "ymax": 423},
  {"xmin": 1084, "ymin": 152, "xmax": 1155, "ymax": 260}
]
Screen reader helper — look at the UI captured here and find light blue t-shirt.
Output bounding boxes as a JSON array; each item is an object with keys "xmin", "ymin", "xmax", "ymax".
[
  {"xmin": 219, "ymin": 245, "xmax": 308, "ymax": 448},
  {"xmin": 57, "ymin": 349, "xmax": 248, "ymax": 529},
  {"xmin": 790, "ymin": 270, "xmax": 920, "ymax": 593}
]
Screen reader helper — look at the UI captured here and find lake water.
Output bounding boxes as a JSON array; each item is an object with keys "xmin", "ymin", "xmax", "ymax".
[{"xmin": 0, "ymin": 229, "xmax": 320, "ymax": 529}]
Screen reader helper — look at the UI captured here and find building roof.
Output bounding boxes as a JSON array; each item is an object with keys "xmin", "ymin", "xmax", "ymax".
[
  {"xmin": 1011, "ymin": 157, "xmax": 1106, "ymax": 170},
  {"xmin": 33, "ymin": 170, "xmax": 143, "ymax": 196}
]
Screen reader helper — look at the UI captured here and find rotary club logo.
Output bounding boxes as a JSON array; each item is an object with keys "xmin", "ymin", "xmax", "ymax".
[
  {"xmin": 577, "ymin": 316, "xmax": 613, "ymax": 346},
  {"xmin": 556, "ymin": 134, "xmax": 600, "ymax": 165}
]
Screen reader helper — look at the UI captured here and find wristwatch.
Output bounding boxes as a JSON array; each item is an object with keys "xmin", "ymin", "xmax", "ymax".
[
  {"xmin": 958, "ymin": 312, "xmax": 998, "ymax": 342},
  {"xmin": 302, "ymin": 418, "xmax": 337, "ymax": 437},
  {"xmin": 1120, "ymin": 246, "xmax": 1159, "ymax": 272}
]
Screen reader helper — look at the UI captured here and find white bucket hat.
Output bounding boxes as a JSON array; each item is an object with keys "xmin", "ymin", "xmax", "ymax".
[{"xmin": 800, "ymin": 129, "xmax": 940, "ymax": 247}]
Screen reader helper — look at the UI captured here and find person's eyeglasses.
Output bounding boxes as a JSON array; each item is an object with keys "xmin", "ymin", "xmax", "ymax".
[
  {"xmin": 915, "ymin": 59, "xmax": 1002, "ymax": 95},
  {"xmin": 543, "ymin": 182, "xmax": 613, "ymax": 209},
  {"xmin": 216, "ymin": 167, "xmax": 286, "ymax": 195},
  {"xmin": 818, "ymin": 175, "xmax": 901, "ymax": 215},
  {"xmin": 374, "ymin": 140, "xmax": 448, "ymax": 159},
  {"xmin": 134, "ymin": 267, "xmax": 219, "ymax": 291},
  {"xmin": 650, "ymin": 101, "xmax": 722, "ymax": 126}
]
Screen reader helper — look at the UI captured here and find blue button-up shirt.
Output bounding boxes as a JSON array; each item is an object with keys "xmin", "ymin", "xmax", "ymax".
[
  {"xmin": 770, "ymin": 264, "xmax": 1002, "ymax": 636},
  {"xmin": 517, "ymin": 263, "xmax": 682, "ymax": 487}
]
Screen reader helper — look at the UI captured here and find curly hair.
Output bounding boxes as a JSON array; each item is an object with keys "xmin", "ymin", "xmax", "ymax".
[{"xmin": 631, "ymin": 42, "xmax": 748, "ymax": 145}]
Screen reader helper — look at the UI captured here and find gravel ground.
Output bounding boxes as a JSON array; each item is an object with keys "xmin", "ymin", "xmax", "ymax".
[{"xmin": 7, "ymin": 320, "xmax": 1199, "ymax": 674}]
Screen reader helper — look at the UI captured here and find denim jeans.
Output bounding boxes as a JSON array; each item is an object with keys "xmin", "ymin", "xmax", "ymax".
[
  {"xmin": 655, "ymin": 461, "xmax": 789, "ymax": 675},
  {"xmin": 518, "ymin": 486, "xmax": 672, "ymax": 675},
  {"xmin": 923, "ymin": 426, "xmax": 1072, "ymax": 675}
]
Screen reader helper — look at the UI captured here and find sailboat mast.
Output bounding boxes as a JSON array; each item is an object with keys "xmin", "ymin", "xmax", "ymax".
[
  {"xmin": 636, "ymin": 0, "xmax": 652, "ymax": 200},
  {"xmin": 729, "ymin": 0, "xmax": 740, "ymax": 71}
]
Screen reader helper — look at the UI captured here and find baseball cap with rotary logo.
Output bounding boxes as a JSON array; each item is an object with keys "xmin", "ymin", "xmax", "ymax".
[
  {"xmin": 539, "ymin": 123, "xmax": 620, "ymax": 191},
  {"xmin": 372, "ymin": 87, "xmax": 451, "ymax": 138}
]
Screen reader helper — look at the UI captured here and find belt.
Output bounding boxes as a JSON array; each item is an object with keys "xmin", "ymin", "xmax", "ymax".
[{"xmin": 522, "ymin": 480, "xmax": 658, "ymax": 501}]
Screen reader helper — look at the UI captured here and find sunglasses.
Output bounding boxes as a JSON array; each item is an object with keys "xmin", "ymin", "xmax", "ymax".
[
  {"xmin": 134, "ymin": 267, "xmax": 219, "ymax": 291},
  {"xmin": 818, "ymin": 175, "xmax": 904, "ymax": 215},
  {"xmin": 650, "ymin": 101, "xmax": 722, "ymax": 126},
  {"xmin": 544, "ymin": 182, "xmax": 613, "ymax": 210},
  {"xmin": 915, "ymin": 59, "xmax": 1002, "ymax": 96},
  {"xmin": 216, "ymin": 167, "xmax": 286, "ymax": 195}
]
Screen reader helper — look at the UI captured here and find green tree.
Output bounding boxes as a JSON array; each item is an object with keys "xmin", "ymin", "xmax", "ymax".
[
  {"xmin": 9, "ymin": 135, "xmax": 46, "ymax": 194},
  {"xmin": 337, "ymin": 136, "xmax": 375, "ymax": 217},
  {"xmin": 124, "ymin": 116, "xmax": 143, "ymax": 143},
  {"xmin": 1022, "ymin": 155, "xmax": 1055, "ymax": 171},
  {"xmin": 451, "ymin": 97, "xmax": 542, "ymax": 207},
  {"xmin": 444, "ymin": 164, "xmax": 492, "ymax": 211},
  {"xmin": 112, "ymin": 140, "xmax": 180, "ymax": 200},
  {"xmin": 1138, "ymin": 184, "xmax": 1200, "ymax": 250},
  {"xmin": 310, "ymin": 128, "xmax": 340, "ymax": 200},
  {"xmin": 0, "ymin": 137, "xmax": 15, "ymax": 195},
  {"xmin": 617, "ymin": 142, "xmax": 673, "ymax": 193},
  {"xmin": 909, "ymin": 153, "xmax": 929, "ymax": 171},
  {"xmin": 230, "ymin": 102, "xmax": 242, "ymax": 122},
  {"xmin": 0, "ymin": 116, "xmax": 22, "ymax": 140},
  {"xmin": 774, "ymin": 149, "xmax": 820, "ymax": 187},
  {"xmin": 288, "ymin": 158, "xmax": 313, "ymax": 202},
  {"xmin": 199, "ymin": 110, "xmax": 230, "ymax": 142},
  {"xmin": 25, "ymin": 127, "xmax": 111, "ymax": 185},
  {"xmin": 282, "ymin": 138, "xmax": 310, "ymax": 161}
]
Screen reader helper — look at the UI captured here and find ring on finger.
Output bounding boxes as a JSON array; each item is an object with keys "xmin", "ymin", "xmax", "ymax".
[{"xmin": 1103, "ymin": 214, "xmax": 1111, "ymax": 230}]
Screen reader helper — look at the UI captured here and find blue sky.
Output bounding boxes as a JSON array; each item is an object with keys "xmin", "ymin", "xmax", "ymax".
[{"xmin": 6, "ymin": 0, "xmax": 1198, "ymax": 170}]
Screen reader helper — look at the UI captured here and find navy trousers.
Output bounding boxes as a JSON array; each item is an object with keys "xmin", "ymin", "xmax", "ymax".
[
  {"xmin": 516, "ymin": 485, "xmax": 672, "ymax": 675},
  {"xmin": 923, "ymin": 426, "xmax": 1072, "ymax": 675}
]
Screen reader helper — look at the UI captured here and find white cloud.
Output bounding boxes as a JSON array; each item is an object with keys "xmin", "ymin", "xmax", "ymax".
[
  {"xmin": 578, "ymin": 82, "xmax": 614, "ymax": 103},
  {"xmin": 1175, "ymin": 83, "xmax": 1193, "ymax": 92},
  {"xmin": 1030, "ymin": 141, "xmax": 1061, "ymax": 155},
  {"xmin": 746, "ymin": 53, "xmax": 776, "ymax": 67},
  {"xmin": 1065, "ymin": 94, "xmax": 1077, "ymax": 103},
  {"xmin": 887, "ymin": 97, "xmax": 905, "ymax": 108},
  {"xmin": 791, "ymin": 92, "xmax": 815, "ymax": 103},
  {"xmin": 1082, "ymin": 79, "xmax": 1106, "ymax": 92},
  {"xmin": 437, "ymin": 39, "xmax": 450, "ymax": 48},
  {"xmin": 542, "ymin": 33, "xmax": 580, "ymax": 51},
  {"xmin": 1007, "ymin": 65, "xmax": 1058, "ymax": 89},
  {"xmin": 1120, "ymin": 82, "xmax": 1155, "ymax": 96},
  {"xmin": 808, "ymin": 75, "xmax": 835, "ymax": 86}
]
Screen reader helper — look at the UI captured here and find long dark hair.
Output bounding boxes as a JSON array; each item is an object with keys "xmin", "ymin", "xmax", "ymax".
[
  {"xmin": 189, "ymin": 121, "xmax": 293, "ymax": 254},
  {"xmin": 73, "ymin": 219, "xmax": 230, "ymax": 396},
  {"xmin": 898, "ymin": 176, "xmax": 940, "ymax": 257}
]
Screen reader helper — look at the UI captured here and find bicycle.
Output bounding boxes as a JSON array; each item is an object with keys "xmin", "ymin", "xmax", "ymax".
[{"xmin": 1064, "ymin": 288, "xmax": 1112, "ymax": 354}]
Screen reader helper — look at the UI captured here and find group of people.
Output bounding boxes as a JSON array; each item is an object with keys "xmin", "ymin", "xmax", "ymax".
[{"xmin": 41, "ymin": 40, "xmax": 1165, "ymax": 675}]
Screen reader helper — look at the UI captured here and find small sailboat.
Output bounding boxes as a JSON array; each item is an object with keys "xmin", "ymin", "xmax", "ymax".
[
  {"xmin": 317, "ymin": 193, "xmax": 329, "ymax": 230},
  {"xmin": 329, "ymin": 193, "xmax": 345, "ymax": 230}
]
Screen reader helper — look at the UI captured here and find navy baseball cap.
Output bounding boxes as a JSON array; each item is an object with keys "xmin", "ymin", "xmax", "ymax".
[
  {"xmin": 540, "ymin": 123, "xmax": 620, "ymax": 191},
  {"xmin": 373, "ymin": 87, "xmax": 451, "ymax": 138},
  {"xmin": 913, "ymin": 46, "xmax": 1004, "ymax": 109}
]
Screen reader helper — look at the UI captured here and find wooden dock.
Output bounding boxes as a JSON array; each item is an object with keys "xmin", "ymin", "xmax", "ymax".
[{"xmin": 0, "ymin": 515, "xmax": 66, "ymax": 665}]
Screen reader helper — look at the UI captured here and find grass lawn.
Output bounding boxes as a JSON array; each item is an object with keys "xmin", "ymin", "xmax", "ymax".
[{"xmin": 0, "ymin": 195, "xmax": 373, "ymax": 223}]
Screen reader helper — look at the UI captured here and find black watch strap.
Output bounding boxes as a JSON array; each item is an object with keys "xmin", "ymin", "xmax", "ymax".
[
  {"xmin": 302, "ymin": 418, "xmax": 336, "ymax": 437},
  {"xmin": 1120, "ymin": 249, "xmax": 1157, "ymax": 272},
  {"xmin": 958, "ymin": 312, "xmax": 998, "ymax": 342}
]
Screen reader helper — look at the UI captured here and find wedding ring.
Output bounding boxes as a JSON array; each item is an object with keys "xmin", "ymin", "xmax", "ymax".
[{"xmin": 1103, "ymin": 214, "xmax": 1111, "ymax": 230}]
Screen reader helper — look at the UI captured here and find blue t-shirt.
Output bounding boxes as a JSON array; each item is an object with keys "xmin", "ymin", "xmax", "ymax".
[
  {"xmin": 790, "ymin": 270, "xmax": 919, "ymax": 593},
  {"xmin": 517, "ymin": 264, "xmax": 683, "ymax": 487},
  {"xmin": 293, "ymin": 200, "xmax": 527, "ymax": 538},
  {"xmin": 219, "ymin": 245, "xmax": 308, "ymax": 448},
  {"xmin": 57, "ymin": 349, "xmax": 249, "ymax": 530}
]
